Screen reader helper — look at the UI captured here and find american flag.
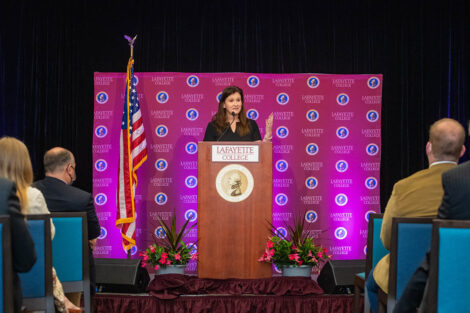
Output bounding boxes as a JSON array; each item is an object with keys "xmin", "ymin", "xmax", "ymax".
[{"xmin": 117, "ymin": 57, "xmax": 147, "ymax": 251}]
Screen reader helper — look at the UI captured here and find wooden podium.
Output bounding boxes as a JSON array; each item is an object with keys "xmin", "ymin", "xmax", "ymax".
[{"xmin": 197, "ymin": 141, "xmax": 272, "ymax": 279}]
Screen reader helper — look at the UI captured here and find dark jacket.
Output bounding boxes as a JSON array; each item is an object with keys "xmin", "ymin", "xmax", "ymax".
[
  {"xmin": 0, "ymin": 178, "xmax": 37, "ymax": 313},
  {"xmin": 33, "ymin": 176, "xmax": 100, "ymax": 240}
]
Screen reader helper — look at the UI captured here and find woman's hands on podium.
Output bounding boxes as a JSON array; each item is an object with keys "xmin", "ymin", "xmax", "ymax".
[{"xmin": 263, "ymin": 112, "xmax": 273, "ymax": 142}]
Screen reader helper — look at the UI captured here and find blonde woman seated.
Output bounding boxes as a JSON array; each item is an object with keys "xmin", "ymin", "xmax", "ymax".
[{"xmin": 0, "ymin": 137, "xmax": 81, "ymax": 313}]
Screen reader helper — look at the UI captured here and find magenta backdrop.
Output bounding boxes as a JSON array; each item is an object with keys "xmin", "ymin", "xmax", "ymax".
[{"xmin": 93, "ymin": 73, "xmax": 382, "ymax": 274}]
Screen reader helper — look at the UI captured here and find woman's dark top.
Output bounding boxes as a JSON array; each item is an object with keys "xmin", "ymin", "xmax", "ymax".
[{"xmin": 203, "ymin": 119, "xmax": 262, "ymax": 141}]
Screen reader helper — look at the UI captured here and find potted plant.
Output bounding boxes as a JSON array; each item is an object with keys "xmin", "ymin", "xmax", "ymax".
[
  {"xmin": 140, "ymin": 212, "xmax": 197, "ymax": 275},
  {"xmin": 258, "ymin": 213, "xmax": 331, "ymax": 277}
]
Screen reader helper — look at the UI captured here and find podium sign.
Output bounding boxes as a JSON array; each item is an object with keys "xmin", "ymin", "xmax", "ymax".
[
  {"xmin": 211, "ymin": 145, "xmax": 259, "ymax": 162},
  {"xmin": 198, "ymin": 141, "xmax": 272, "ymax": 279}
]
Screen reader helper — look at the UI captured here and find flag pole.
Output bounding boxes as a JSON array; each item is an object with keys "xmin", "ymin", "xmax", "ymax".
[
  {"xmin": 125, "ymin": 34, "xmax": 137, "ymax": 59},
  {"xmin": 124, "ymin": 34, "xmax": 137, "ymax": 260}
]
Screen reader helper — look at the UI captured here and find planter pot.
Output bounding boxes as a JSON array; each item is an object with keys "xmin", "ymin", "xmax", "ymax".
[
  {"xmin": 156, "ymin": 264, "xmax": 186, "ymax": 275},
  {"xmin": 281, "ymin": 265, "xmax": 313, "ymax": 277}
]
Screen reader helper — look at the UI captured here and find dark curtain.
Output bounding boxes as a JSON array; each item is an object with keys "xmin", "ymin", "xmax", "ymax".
[{"xmin": 1, "ymin": 0, "xmax": 469, "ymax": 209}]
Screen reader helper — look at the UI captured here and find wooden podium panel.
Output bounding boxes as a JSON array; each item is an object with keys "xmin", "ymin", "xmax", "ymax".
[{"xmin": 197, "ymin": 142, "xmax": 272, "ymax": 279}]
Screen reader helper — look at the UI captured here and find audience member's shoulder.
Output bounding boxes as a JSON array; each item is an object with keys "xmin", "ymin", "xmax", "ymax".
[
  {"xmin": 0, "ymin": 177, "xmax": 15, "ymax": 202},
  {"xmin": 394, "ymin": 167, "xmax": 430, "ymax": 187},
  {"xmin": 444, "ymin": 160, "xmax": 470, "ymax": 177},
  {"xmin": 63, "ymin": 183, "xmax": 92, "ymax": 200},
  {"xmin": 26, "ymin": 186, "xmax": 44, "ymax": 199}
]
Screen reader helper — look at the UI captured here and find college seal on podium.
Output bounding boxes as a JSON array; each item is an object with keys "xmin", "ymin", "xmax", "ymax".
[{"xmin": 215, "ymin": 164, "xmax": 254, "ymax": 202}]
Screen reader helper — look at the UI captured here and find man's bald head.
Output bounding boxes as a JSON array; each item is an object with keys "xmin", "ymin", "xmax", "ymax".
[
  {"xmin": 429, "ymin": 118, "xmax": 466, "ymax": 161},
  {"xmin": 44, "ymin": 147, "xmax": 74, "ymax": 174}
]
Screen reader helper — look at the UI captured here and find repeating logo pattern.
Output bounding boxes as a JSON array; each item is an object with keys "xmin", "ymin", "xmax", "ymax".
[
  {"xmin": 306, "ymin": 109, "xmax": 319, "ymax": 122},
  {"xmin": 334, "ymin": 227, "xmax": 348, "ymax": 240},
  {"xmin": 335, "ymin": 194, "xmax": 348, "ymax": 206},
  {"xmin": 367, "ymin": 77, "xmax": 380, "ymax": 89},
  {"xmin": 366, "ymin": 143, "xmax": 379, "ymax": 156},
  {"xmin": 275, "ymin": 160, "xmax": 288, "ymax": 172},
  {"xmin": 247, "ymin": 75, "xmax": 260, "ymax": 88},
  {"xmin": 275, "ymin": 193, "xmax": 288, "ymax": 206},
  {"xmin": 154, "ymin": 193, "xmax": 168, "ymax": 205},
  {"xmin": 95, "ymin": 159, "xmax": 107, "ymax": 172},
  {"xmin": 186, "ymin": 108, "xmax": 199, "ymax": 121},
  {"xmin": 187, "ymin": 75, "xmax": 199, "ymax": 87},
  {"xmin": 95, "ymin": 125, "xmax": 108, "ymax": 138},
  {"xmin": 276, "ymin": 93, "xmax": 289, "ymax": 105},
  {"xmin": 307, "ymin": 76, "xmax": 320, "ymax": 88},
  {"xmin": 185, "ymin": 142, "xmax": 198, "ymax": 155},
  {"xmin": 366, "ymin": 110, "xmax": 379, "ymax": 122},
  {"xmin": 305, "ymin": 210, "xmax": 318, "ymax": 223},
  {"xmin": 156, "ymin": 91, "xmax": 169, "ymax": 104},
  {"xmin": 246, "ymin": 109, "xmax": 259, "ymax": 120},
  {"xmin": 335, "ymin": 160, "xmax": 348, "ymax": 173},
  {"xmin": 276, "ymin": 126, "xmax": 289, "ymax": 139},
  {"xmin": 185, "ymin": 176, "xmax": 198, "ymax": 188},
  {"xmin": 185, "ymin": 209, "xmax": 197, "ymax": 222},
  {"xmin": 336, "ymin": 93, "xmax": 349, "ymax": 106},
  {"xmin": 92, "ymin": 73, "xmax": 382, "ymax": 262},
  {"xmin": 95, "ymin": 193, "xmax": 107, "ymax": 206},
  {"xmin": 305, "ymin": 177, "xmax": 318, "ymax": 190},
  {"xmin": 306, "ymin": 143, "xmax": 319, "ymax": 155},
  {"xmin": 365, "ymin": 177, "xmax": 378, "ymax": 189},
  {"xmin": 155, "ymin": 159, "xmax": 168, "ymax": 171},
  {"xmin": 96, "ymin": 92, "xmax": 109, "ymax": 104},
  {"xmin": 336, "ymin": 127, "xmax": 349, "ymax": 139},
  {"xmin": 155, "ymin": 125, "xmax": 168, "ymax": 137}
]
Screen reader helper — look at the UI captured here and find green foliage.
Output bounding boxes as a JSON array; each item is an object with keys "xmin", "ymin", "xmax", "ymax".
[
  {"xmin": 259, "ymin": 211, "xmax": 331, "ymax": 268},
  {"xmin": 140, "ymin": 211, "xmax": 197, "ymax": 268}
]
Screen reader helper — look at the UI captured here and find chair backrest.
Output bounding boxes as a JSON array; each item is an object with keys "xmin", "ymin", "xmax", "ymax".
[
  {"xmin": 388, "ymin": 217, "xmax": 434, "ymax": 303},
  {"xmin": 0, "ymin": 216, "xmax": 14, "ymax": 313},
  {"xmin": 365, "ymin": 213, "xmax": 387, "ymax": 277},
  {"xmin": 18, "ymin": 214, "xmax": 54, "ymax": 312},
  {"xmin": 428, "ymin": 219, "xmax": 470, "ymax": 313},
  {"xmin": 50, "ymin": 212, "xmax": 91, "ymax": 313}
]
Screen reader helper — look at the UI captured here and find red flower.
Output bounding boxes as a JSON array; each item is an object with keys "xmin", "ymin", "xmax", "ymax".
[
  {"xmin": 150, "ymin": 246, "xmax": 156, "ymax": 253},
  {"xmin": 159, "ymin": 258, "xmax": 166, "ymax": 264},
  {"xmin": 141, "ymin": 261, "xmax": 146, "ymax": 268},
  {"xmin": 267, "ymin": 241, "xmax": 274, "ymax": 248},
  {"xmin": 191, "ymin": 252, "xmax": 198, "ymax": 261},
  {"xmin": 161, "ymin": 252, "xmax": 168, "ymax": 259},
  {"xmin": 174, "ymin": 253, "xmax": 181, "ymax": 261},
  {"xmin": 154, "ymin": 265, "xmax": 159, "ymax": 271}
]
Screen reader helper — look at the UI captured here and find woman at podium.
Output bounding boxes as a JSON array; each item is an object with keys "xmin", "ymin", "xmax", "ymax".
[{"xmin": 203, "ymin": 85, "xmax": 273, "ymax": 142}]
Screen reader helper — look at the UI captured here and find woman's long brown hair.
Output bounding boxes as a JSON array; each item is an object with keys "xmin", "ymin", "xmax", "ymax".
[
  {"xmin": 0, "ymin": 137, "xmax": 34, "ymax": 213},
  {"xmin": 212, "ymin": 86, "xmax": 250, "ymax": 136}
]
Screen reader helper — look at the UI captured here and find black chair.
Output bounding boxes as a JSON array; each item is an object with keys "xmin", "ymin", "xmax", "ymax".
[
  {"xmin": 427, "ymin": 219, "xmax": 470, "ymax": 313},
  {"xmin": 0, "ymin": 215, "xmax": 14, "ymax": 313},
  {"xmin": 51, "ymin": 212, "xmax": 91, "ymax": 313},
  {"xmin": 18, "ymin": 214, "xmax": 54, "ymax": 312}
]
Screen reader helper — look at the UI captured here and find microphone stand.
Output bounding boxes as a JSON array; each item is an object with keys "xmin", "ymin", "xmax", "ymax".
[{"xmin": 216, "ymin": 111, "xmax": 236, "ymax": 141}]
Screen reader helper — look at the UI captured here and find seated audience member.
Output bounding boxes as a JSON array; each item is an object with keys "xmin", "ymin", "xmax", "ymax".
[
  {"xmin": 0, "ymin": 177, "xmax": 36, "ymax": 313},
  {"xmin": 366, "ymin": 118, "xmax": 466, "ymax": 313},
  {"xmin": 33, "ymin": 147, "xmax": 101, "ymax": 305},
  {"xmin": 0, "ymin": 137, "xmax": 81, "ymax": 313},
  {"xmin": 394, "ymin": 158, "xmax": 470, "ymax": 312}
]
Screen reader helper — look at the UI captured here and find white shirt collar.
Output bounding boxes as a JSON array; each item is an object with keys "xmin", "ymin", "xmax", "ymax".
[{"xmin": 430, "ymin": 161, "xmax": 457, "ymax": 167}]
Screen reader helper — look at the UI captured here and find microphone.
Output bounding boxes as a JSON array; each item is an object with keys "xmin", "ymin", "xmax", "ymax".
[{"xmin": 216, "ymin": 111, "xmax": 236, "ymax": 141}]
